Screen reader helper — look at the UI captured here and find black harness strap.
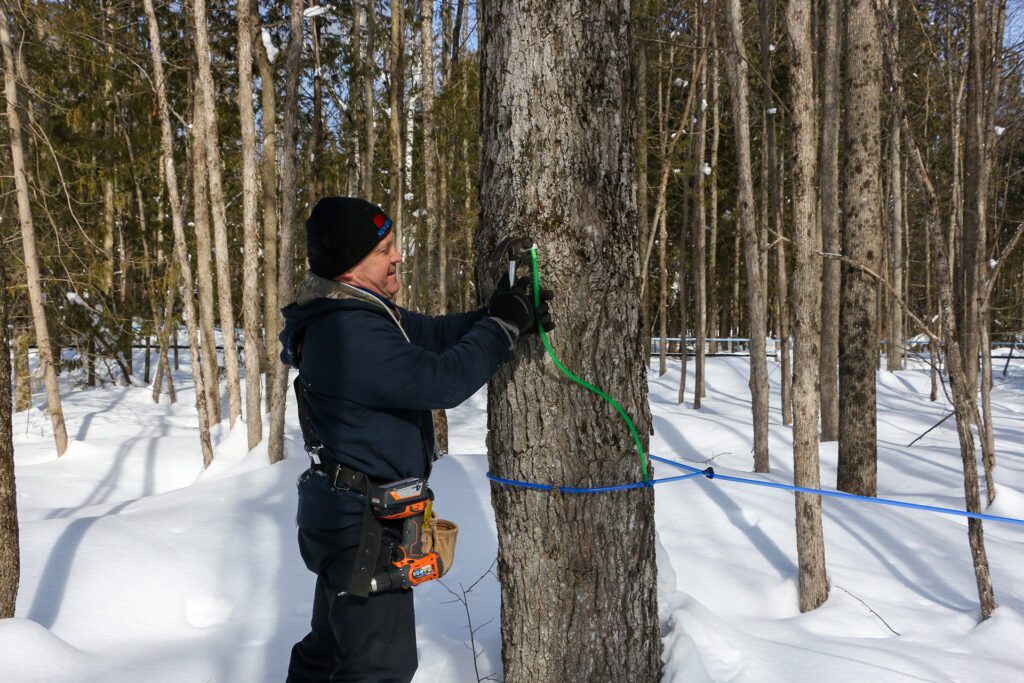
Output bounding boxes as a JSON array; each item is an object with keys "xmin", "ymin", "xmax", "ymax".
[{"xmin": 293, "ymin": 376, "xmax": 382, "ymax": 598}]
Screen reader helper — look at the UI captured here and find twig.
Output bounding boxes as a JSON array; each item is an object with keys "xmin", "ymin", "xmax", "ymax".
[
  {"xmin": 438, "ymin": 558, "xmax": 500, "ymax": 683},
  {"xmin": 907, "ymin": 411, "xmax": 954, "ymax": 448},
  {"xmin": 835, "ymin": 585, "xmax": 901, "ymax": 636}
]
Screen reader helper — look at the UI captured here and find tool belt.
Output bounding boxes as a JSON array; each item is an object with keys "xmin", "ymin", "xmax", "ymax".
[{"xmin": 295, "ymin": 377, "xmax": 456, "ymax": 597}]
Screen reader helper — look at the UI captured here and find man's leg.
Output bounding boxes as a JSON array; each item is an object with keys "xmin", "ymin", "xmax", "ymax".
[
  {"xmin": 286, "ymin": 576, "xmax": 335, "ymax": 682},
  {"xmin": 327, "ymin": 584, "xmax": 417, "ymax": 682}
]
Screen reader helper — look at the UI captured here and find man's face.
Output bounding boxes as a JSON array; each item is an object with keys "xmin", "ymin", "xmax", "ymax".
[{"xmin": 338, "ymin": 231, "xmax": 402, "ymax": 299}]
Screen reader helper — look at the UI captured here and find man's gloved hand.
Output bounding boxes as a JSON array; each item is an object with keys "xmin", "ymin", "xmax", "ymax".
[{"xmin": 488, "ymin": 276, "xmax": 556, "ymax": 335}]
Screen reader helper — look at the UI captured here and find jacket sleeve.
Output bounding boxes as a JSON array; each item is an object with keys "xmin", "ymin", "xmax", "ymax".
[
  {"xmin": 303, "ymin": 309, "xmax": 512, "ymax": 411},
  {"xmin": 399, "ymin": 307, "xmax": 488, "ymax": 353}
]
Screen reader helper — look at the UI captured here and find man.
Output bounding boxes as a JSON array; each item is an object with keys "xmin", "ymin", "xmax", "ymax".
[{"xmin": 279, "ymin": 196, "xmax": 551, "ymax": 682}]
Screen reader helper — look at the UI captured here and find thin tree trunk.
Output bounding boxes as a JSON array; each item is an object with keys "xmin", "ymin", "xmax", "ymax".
[
  {"xmin": 420, "ymin": 0, "xmax": 438, "ymax": 300},
  {"xmin": 837, "ymin": 0, "xmax": 882, "ymax": 497},
  {"xmin": 362, "ymin": 0, "xmax": 376, "ymax": 200},
  {"xmin": 268, "ymin": 0, "xmax": 305, "ymax": 465},
  {"xmin": 693, "ymin": 17, "xmax": 708, "ymax": 407},
  {"xmin": 256, "ymin": 4, "xmax": 279, "ymax": 388},
  {"xmin": 194, "ymin": 0, "xmax": 243, "ymax": 428},
  {"xmin": 237, "ymin": 0, "xmax": 263, "ymax": 449},
  {"xmin": 818, "ymin": 0, "xmax": 841, "ymax": 442},
  {"xmin": 759, "ymin": 0, "xmax": 790, "ymax": 427},
  {"xmin": 723, "ymin": 0, "xmax": 770, "ymax": 472},
  {"xmin": 875, "ymin": 0, "xmax": 995, "ymax": 619},
  {"xmin": 888, "ymin": 40, "xmax": 904, "ymax": 372},
  {"xmin": 190, "ymin": 87, "xmax": 222, "ymax": 425},
  {"xmin": 308, "ymin": 18, "xmax": 324, "ymax": 205},
  {"xmin": 0, "ymin": 260, "xmax": 19, "ymax": 619},
  {"xmin": 786, "ymin": 0, "xmax": 828, "ymax": 613},
  {"xmin": 1, "ymin": 7, "xmax": 68, "ymax": 456},
  {"xmin": 478, "ymin": 0, "xmax": 660, "ymax": 677},
  {"xmin": 389, "ymin": 0, "xmax": 405, "ymax": 306},
  {"xmin": 142, "ymin": 0, "xmax": 214, "ymax": 466},
  {"xmin": 707, "ymin": 33, "xmax": 720, "ymax": 357},
  {"xmin": 637, "ymin": 11, "xmax": 650, "ymax": 363}
]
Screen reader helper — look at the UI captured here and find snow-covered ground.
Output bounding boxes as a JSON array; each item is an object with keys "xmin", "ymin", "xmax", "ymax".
[{"xmin": 4, "ymin": 350, "xmax": 1023, "ymax": 681}]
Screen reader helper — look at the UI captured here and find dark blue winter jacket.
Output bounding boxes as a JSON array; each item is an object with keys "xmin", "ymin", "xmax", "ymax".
[{"xmin": 280, "ymin": 273, "xmax": 514, "ymax": 528}]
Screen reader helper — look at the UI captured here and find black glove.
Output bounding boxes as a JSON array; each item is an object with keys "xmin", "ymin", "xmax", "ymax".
[{"xmin": 488, "ymin": 276, "xmax": 556, "ymax": 336}]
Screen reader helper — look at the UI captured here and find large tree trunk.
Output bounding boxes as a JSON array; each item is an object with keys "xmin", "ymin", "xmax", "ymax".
[
  {"xmin": 1, "ymin": 6, "xmax": 68, "ymax": 457},
  {"xmin": 818, "ymin": 0, "xmax": 841, "ymax": 442},
  {"xmin": 723, "ymin": 0, "xmax": 770, "ymax": 473},
  {"xmin": 142, "ymin": 0, "xmax": 214, "ymax": 467},
  {"xmin": 1, "ymin": 260, "xmax": 19, "ymax": 619},
  {"xmin": 837, "ymin": 0, "xmax": 882, "ymax": 497},
  {"xmin": 237, "ymin": 0, "xmax": 263, "ymax": 450},
  {"xmin": 786, "ymin": 0, "xmax": 828, "ymax": 613},
  {"xmin": 194, "ymin": 0, "xmax": 243, "ymax": 428},
  {"xmin": 268, "ymin": 0, "xmax": 305, "ymax": 465},
  {"xmin": 478, "ymin": 0, "xmax": 660, "ymax": 679},
  {"xmin": 256, "ymin": 4, "xmax": 280, "ymax": 384}
]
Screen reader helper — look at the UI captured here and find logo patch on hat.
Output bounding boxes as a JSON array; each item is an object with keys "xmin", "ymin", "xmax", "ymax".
[{"xmin": 373, "ymin": 212, "xmax": 392, "ymax": 239}]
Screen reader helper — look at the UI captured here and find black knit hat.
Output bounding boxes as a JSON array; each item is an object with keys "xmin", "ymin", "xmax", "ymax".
[{"xmin": 306, "ymin": 197, "xmax": 393, "ymax": 279}]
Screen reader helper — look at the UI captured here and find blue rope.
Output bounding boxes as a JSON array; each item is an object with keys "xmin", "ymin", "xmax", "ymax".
[
  {"xmin": 486, "ymin": 469, "xmax": 710, "ymax": 494},
  {"xmin": 484, "ymin": 454, "xmax": 1024, "ymax": 527}
]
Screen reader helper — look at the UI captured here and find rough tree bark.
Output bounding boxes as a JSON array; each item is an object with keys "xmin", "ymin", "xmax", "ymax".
[
  {"xmin": 723, "ymin": 0, "xmax": 770, "ymax": 472},
  {"xmin": 237, "ymin": 0, "xmax": 263, "ymax": 449},
  {"xmin": 268, "ymin": 0, "xmax": 305, "ymax": 465},
  {"xmin": 194, "ymin": 0, "xmax": 242, "ymax": 428},
  {"xmin": 14, "ymin": 325, "xmax": 30, "ymax": 412},
  {"xmin": 142, "ymin": 0, "xmax": 214, "ymax": 466},
  {"xmin": 818, "ymin": 0, "xmax": 841, "ymax": 442},
  {"xmin": 1, "ymin": 260, "xmax": 19, "ymax": 619},
  {"xmin": 837, "ymin": 0, "xmax": 882, "ymax": 497},
  {"xmin": 786, "ymin": 0, "xmax": 828, "ymax": 613},
  {"xmin": 1, "ymin": 5, "xmax": 68, "ymax": 456},
  {"xmin": 478, "ymin": 0, "xmax": 660, "ymax": 679}
]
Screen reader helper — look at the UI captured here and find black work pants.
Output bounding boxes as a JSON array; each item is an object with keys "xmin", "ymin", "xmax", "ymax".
[{"xmin": 287, "ymin": 524, "xmax": 417, "ymax": 683}]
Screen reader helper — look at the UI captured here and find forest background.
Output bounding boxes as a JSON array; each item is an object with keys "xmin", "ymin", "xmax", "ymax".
[{"xmin": 2, "ymin": 0, "xmax": 1024, "ymax": 677}]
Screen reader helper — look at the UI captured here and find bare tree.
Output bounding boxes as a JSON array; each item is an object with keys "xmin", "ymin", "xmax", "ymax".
[
  {"xmin": 362, "ymin": 0, "xmax": 377, "ymax": 200},
  {"xmin": 237, "ymin": 0, "xmax": 263, "ymax": 449},
  {"xmin": 818, "ymin": 0, "xmax": 841, "ymax": 442},
  {"xmin": 190, "ymin": 83, "xmax": 222, "ymax": 425},
  {"xmin": 887, "ymin": 0, "xmax": 904, "ymax": 372},
  {"xmin": 786, "ymin": 0, "xmax": 828, "ymax": 613},
  {"xmin": 1, "ymin": 4, "xmax": 68, "ymax": 457},
  {"xmin": 268, "ymin": 0, "xmax": 305, "ymax": 465},
  {"xmin": 13, "ymin": 325, "xmax": 30, "ymax": 412},
  {"xmin": 478, "ymin": 0, "xmax": 660, "ymax": 678},
  {"xmin": 142, "ymin": 0, "xmax": 214, "ymax": 467},
  {"xmin": 194, "ymin": 0, "xmax": 242, "ymax": 428},
  {"xmin": 692, "ymin": 4, "xmax": 709, "ymax": 408},
  {"xmin": 837, "ymin": 0, "xmax": 882, "ymax": 497},
  {"xmin": 874, "ymin": 0, "xmax": 995, "ymax": 620},
  {"xmin": 389, "ymin": 0, "xmax": 405, "ymax": 305},
  {"xmin": 723, "ymin": 0, "xmax": 770, "ymax": 472},
  {"xmin": 255, "ymin": 2, "xmax": 280, "ymax": 383}
]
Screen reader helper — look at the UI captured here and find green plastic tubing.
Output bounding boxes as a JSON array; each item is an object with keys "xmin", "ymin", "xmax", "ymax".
[{"xmin": 528, "ymin": 246, "xmax": 651, "ymax": 482}]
